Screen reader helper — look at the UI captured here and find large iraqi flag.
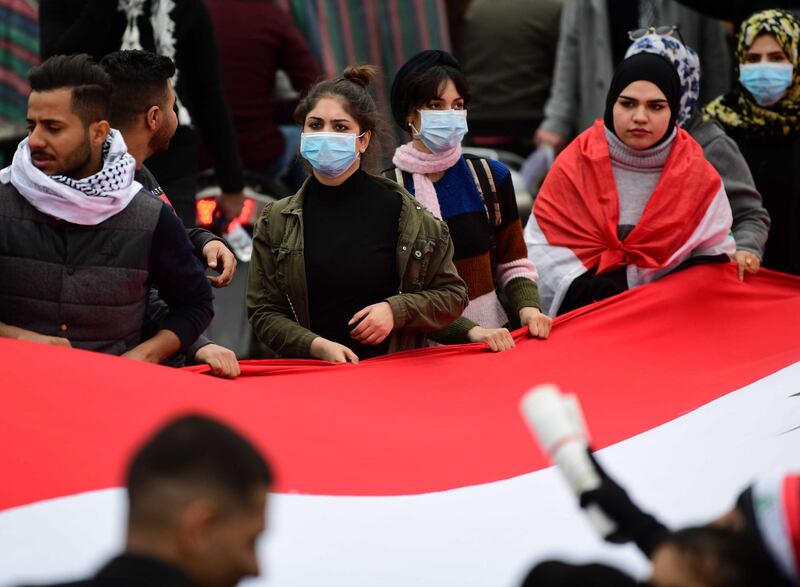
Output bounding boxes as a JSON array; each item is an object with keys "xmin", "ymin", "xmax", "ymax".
[{"xmin": 1, "ymin": 264, "xmax": 799, "ymax": 586}]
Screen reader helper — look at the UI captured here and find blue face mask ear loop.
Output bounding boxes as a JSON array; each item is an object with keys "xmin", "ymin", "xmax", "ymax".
[
  {"xmin": 355, "ymin": 131, "xmax": 367, "ymax": 161},
  {"xmin": 408, "ymin": 116, "xmax": 421, "ymax": 139}
]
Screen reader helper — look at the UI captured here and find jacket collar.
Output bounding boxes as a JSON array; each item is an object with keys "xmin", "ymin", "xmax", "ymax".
[{"xmin": 281, "ymin": 179, "xmax": 308, "ymax": 216}]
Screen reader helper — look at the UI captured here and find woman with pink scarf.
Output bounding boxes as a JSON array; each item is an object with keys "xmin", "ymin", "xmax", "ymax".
[{"xmin": 386, "ymin": 50, "xmax": 551, "ymax": 353}]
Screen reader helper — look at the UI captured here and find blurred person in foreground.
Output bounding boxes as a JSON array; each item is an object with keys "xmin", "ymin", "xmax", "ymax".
[
  {"xmin": 22, "ymin": 414, "xmax": 273, "ymax": 587},
  {"xmin": 523, "ymin": 466, "xmax": 798, "ymax": 587},
  {"xmin": 102, "ymin": 49, "xmax": 239, "ymax": 378},
  {"xmin": 519, "ymin": 386, "xmax": 796, "ymax": 587}
]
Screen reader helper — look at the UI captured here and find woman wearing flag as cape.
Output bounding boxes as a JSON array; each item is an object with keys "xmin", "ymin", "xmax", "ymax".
[{"xmin": 525, "ymin": 52, "xmax": 735, "ymax": 316}]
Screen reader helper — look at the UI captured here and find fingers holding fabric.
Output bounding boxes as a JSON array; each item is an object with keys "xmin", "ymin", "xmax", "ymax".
[
  {"xmin": 468, "ymin": 326, "xmax": 515, "ymax": 352},
  {"xmin": 733, "ymin": 250, "xmax": 761, "ymax": 282}
]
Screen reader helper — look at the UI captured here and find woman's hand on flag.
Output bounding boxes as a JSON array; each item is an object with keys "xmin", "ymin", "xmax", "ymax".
[
  {"xmin": 310, "ymin": 337, "xmax": 359, "ymax": 364},
  {"xmin": 520, "ymin": 307, "xmax": 552, "ymax": 339},
  {"xmin": 468, "ymin": 326, "xmax": 516, "ymax": 352},
  {"xmin": 194, "ymin": 343, "xmax": 240, "ymax": 378},
  {"xmin": 733, "ymin": 250, "xmax": 761, "ymax": 281}
]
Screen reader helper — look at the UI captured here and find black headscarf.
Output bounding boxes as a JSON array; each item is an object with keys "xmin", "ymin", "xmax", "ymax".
[
  {"xmin": 390, "ymin": 49, "xmax": 462, "ymax": 129},
  {"xmin": 603, "ymin": 52, "xmax": 681, "ymax": 146}
]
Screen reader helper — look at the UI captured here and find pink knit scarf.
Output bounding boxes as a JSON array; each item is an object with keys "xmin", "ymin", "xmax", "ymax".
[{"xmin": 392, "ymin": 143, "xmax": 462, "ymax": 219}]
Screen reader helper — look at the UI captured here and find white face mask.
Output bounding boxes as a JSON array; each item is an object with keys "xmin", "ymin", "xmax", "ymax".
[{"xmin": 411, "ymin": 109, "xmax": 469, "ymax": 153}]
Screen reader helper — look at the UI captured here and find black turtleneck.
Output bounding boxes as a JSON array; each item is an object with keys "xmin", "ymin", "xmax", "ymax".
[{"xmin": 303, "ymin": 169, "xmax": 401, "ymax": 359}]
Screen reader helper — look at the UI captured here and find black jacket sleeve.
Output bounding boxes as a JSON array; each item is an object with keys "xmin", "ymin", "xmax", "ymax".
[
  {"xmin": 187, "ymin": 228, "xmax": 231, "ymax": 260},
  {"xmin": 186, "ymin": 334, "xmax": 213, "ymax": 361},
  {"xmin": 137, "ymin": 165, "xmax": 231, "ymax": 261},
  {"xmin": 149, "ymin": 204, "xmax": 215, "ymax": 349},
  {"xmin": 178, "ymin": 0, "xmax": 244, "ymax": 193},
  {"xmin": 579, "ymin": 450, "xmax": 670, "ymax": 557}
]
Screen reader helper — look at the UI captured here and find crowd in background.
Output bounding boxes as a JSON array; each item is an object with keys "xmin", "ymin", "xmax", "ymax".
[
  {"xmin": 1, "ymin": 1, "xmax": 800, "ymax": 584},
  {"xmin": 0, "ymin": 0, "xmax": 799, "ymax": 397}
]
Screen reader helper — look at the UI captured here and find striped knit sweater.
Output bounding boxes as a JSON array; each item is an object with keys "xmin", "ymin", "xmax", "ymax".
[{"xmin": 398, "ymin": 156, "xmax": 540, "ymax": 343}]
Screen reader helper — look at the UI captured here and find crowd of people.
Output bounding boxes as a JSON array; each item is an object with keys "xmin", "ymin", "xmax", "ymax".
[
  {"xmin": 1, "ymin": 0, "xmax": 800, "ymax": 584},
  {"xmin": 3, "ymin": 2, "xmax": 800, "ymax": 365}
]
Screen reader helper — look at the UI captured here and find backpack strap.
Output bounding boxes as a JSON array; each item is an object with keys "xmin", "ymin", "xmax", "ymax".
[
  {"xmin": 464, "ymin": 155, "xmax": 503, "ymax": 276},
  {"xmin": 464, "ymin": 155, "xmax": 502, "ymax": 228},
  {"xmin": 382, "ymin": 167, "xmax": 413, "ymax": 191}
]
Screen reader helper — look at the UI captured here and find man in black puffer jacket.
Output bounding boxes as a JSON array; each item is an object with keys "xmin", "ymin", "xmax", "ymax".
[{"xmin": 0, "ymin": 54, "xmax": 213, "ymax": 361}]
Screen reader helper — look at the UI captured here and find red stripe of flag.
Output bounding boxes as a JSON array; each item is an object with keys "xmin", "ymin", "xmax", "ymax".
[{"xmin": 3, "ymin": 265, "xmax": 800, "ymax": 511}]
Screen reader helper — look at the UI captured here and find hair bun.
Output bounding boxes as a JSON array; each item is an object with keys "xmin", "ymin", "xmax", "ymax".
[{"xmin": 342, "ymin": 65, "xmax": 377, "ymax": 89}]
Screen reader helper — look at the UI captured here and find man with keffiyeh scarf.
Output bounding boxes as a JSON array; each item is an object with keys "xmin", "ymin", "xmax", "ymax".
[{"xmin": 0, "ymin": 54, "xmax": 213, "ymax": 361}]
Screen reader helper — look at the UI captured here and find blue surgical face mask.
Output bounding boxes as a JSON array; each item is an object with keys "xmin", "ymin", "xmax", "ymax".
[
  {"xmin": 412, "ymin": 109, "xmax": 468, "ymax": 153},
  {"xmin": 300, "ymin": 132, "xmax": 364, "ymax": 178},
  {"xmin": 739, "ymin": 62, "xmax": 794, "ymax": 107}
]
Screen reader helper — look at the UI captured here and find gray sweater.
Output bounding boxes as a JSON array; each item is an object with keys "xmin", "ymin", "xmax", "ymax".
[
  {"xmin": 606, "ymin": 119, "xmax": 769, "ymax": 257},
  {"xmin": 686, "ymin": 115, "xmax": 770, "ymax": 257},
  {"xmin": 606, "ymin": 128, "xmax": 676, "ymax": 239}
]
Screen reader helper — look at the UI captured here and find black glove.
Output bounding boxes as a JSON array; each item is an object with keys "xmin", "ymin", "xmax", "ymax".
[{"xmin": 579, "ymin": 449, "xmax": 670, "ymax": 557}]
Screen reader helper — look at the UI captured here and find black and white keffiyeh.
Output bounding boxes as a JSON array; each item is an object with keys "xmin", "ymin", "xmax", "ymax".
[{"xmin": 0, "ymin": 129, "xmax": 143, "ymax": 225}]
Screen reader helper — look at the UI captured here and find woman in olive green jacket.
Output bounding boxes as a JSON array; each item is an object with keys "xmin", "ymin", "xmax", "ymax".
[{"xmin": 247, "ymin": 66, "xmax": 468, "ymax": 363}]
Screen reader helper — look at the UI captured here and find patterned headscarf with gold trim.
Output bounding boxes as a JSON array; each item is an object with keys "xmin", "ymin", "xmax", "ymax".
[{"xmin": 704, "ymin": 10, "xmax": 800, "ymax": 137}]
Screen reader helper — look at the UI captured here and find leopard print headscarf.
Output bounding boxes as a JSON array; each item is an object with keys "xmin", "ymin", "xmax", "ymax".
[{"xmin": 704, "ymin": 9, "xmax": 800, "ymax": 137}]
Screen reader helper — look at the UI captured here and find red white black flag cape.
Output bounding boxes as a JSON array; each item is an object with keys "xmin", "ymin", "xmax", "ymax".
[{"xmin": 525, "ymin": 120, "xmax": 734, "ymax": 315}]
